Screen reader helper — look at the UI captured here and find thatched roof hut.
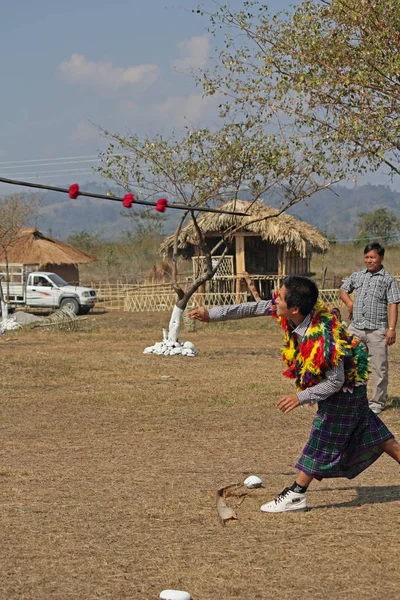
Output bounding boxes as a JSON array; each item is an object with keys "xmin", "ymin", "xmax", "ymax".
[
  {"xmin": 0, "ymin": 228, "xmax": 95, "ymax": 284},
  {"xmin": 160, "ymin": 199, "xmax": 328, "ymax": 298},
  {"xmin": 161, "ymin": 199, "xmax": 327, "ymax": 257}
]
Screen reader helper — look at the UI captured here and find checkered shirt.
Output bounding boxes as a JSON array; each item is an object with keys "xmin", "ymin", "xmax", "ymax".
[
  {"xmin": 208, "ymin": 299, "xmax": 272, "ymax": 321},
  {"xmin": 340, "ymin": 267, "xmax": 400, "ymax": 329}
]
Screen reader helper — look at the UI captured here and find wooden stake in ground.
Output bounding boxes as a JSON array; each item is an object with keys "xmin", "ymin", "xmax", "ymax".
[
  {"xmin": 215, "ymin": 483, "xmax": 250, "ymax": 525},
  {"xmin": 216, "ymin": 490, "xmax": 238, "ymax": 525},
  {"xmin": 242, "ymin": 271, "xmax": 261, "ymax": 302}
]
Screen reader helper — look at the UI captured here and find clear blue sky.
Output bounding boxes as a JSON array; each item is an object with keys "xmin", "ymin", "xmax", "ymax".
[{"xmin": 0, "ymin": 1, "xmax": 396, "ymax": 190}]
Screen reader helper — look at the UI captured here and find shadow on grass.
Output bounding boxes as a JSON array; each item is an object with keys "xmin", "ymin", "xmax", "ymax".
[
  {"xmin": 386, "ymin": 397, "xmax": 400, "ymax": 410},
  {"xmin": 241, "ymin": 470, "xmax": 298, "ymax": 477},
  {"xmin": 312, "ymin": 484, "xmax": 400, "ymax": 509},
  {"xmin": 89, "ymin": 307, "xmax": 109, "ymax": 315}
]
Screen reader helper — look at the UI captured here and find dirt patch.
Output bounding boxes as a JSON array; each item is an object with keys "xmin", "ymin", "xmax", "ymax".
[{"xmin": 1, "ymin": 311, "xmax": 399, "ymax": 599}]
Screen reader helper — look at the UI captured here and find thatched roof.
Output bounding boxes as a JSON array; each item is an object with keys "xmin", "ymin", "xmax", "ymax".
[
  {"xmin": 160, "ymin": 200, "xmax": 328, "ymax": 258},
  {"xmin": 0, "ymin": 228, "xmax": 96, "ymax": 266}
]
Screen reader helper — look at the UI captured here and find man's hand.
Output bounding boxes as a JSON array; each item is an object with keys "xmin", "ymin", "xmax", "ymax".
[
  {"xmin": 339, "ymin": 291, "xmax": 353, "ymax": 321},
  {"xmin": 345, "ymin": 302, "xmax": 353, "ymax": 321},
  {"xmin": 386, "ymin": 329, "xmax": 396, "ymax": 346},
  {"xmin": 277, "ymin": 394, "xmax": 300, "ymax": 414},
  {"xmin": 187, "ymin": 307, "xmax": 210, "ymax": 323}
]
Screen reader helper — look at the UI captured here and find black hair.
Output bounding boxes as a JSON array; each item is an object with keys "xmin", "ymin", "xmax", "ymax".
[
  {"xmin": 364, "ymin": 242, "xmax": 385, "ymax": 257},
  {"xmin": 282, "ymin": 275, "xmax": 319, "ymax": 316}
]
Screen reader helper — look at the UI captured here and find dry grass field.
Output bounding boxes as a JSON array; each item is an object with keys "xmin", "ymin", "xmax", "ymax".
[
  {"xmin": 1, "ymin": 310, "xmax": 400, "ymax": 599},
  {"xmin": 311, "ymin": 244, "xmax": 400, "ymax": 287}
]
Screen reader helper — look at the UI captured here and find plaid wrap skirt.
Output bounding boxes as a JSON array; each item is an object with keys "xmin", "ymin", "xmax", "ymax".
[{"xmin": 296, "ymin": 385, "xmax": 393, "ymax": 480}]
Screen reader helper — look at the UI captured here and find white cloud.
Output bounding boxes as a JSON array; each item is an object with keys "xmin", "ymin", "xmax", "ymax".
[
  {"xmin": 155, "ymin": 93, "xmax": 219, "ymax": 127},
  {"xmin": 57, "ymin": 54, "xmax": 159, "ymax": 87},
  {"xmin": 172, "ymin": 35, "xmax": 210, "ymax": 71}
]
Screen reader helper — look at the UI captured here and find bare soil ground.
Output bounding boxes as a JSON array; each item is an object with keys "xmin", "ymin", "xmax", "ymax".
[{"xmin": 1, "ymin": 311, "xmax": 400, "ymax": 600}]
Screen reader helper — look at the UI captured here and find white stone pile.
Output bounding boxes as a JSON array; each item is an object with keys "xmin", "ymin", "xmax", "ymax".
[
  {"xmin": 143, "ymin": 339, "xmax": 197, "ymax": 357},
  {"xmin": 144, "ymin": 308, "xmax": 197, "ymax": 357},
  {"xmin": 160, "ymin": 590, "xmax": 192, "ymax": 600},
  {"xmin": 0, "ymin": 317, "xmax": 21, "ymax": 332},
  {"xmin": 244, "ymin": 475, "xmax": 263, "ymax": 489}
]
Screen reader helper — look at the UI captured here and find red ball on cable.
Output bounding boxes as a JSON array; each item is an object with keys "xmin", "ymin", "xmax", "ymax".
[
  {"xmin": 155, "ymin": 198, "xmax": 168, "ymax": 213},
  {"xmin": 68, "ymin": 183, "xmax": 80, "ymax": 199},
  {"xmin": 122, "ymin": 193, "xmax": 135, "ymax": 208}
]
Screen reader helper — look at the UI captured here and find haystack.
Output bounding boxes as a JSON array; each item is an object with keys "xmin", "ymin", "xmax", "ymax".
[{"xmin": 145, "ymin": 259, "xmax": 172, "ymax": 284}]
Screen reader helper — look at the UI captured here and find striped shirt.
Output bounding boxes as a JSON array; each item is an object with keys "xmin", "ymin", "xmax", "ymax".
[
  {"xmin": 341, "ymin": 267, "xmax": 400, "ymax": 329},
  {"xmin": 209, "ymin": 301, "xmax": 344, "ymax": 405}
]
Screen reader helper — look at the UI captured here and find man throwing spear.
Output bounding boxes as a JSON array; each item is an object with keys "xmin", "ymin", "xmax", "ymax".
[{"xmin": 188, "ymin": 276, "xmax": 400, "ymax": 513}]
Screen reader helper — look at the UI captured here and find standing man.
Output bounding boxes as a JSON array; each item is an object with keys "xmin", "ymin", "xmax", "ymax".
[{"xmin": 339, "ymin": 242, "xmax": 400, "ymax": 414}]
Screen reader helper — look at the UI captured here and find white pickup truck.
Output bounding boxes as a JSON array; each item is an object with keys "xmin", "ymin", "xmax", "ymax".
[{"xmin": 0, "ymin": 265, "xmax": 97, "ymax": 315}]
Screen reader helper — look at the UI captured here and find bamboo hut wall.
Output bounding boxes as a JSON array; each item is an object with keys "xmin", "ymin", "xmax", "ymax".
[
  {"xmin": 244, "ymin": 238, "xmax": 279, "ymax": 273},
  {"xmin": 284, "ymin": 251, "xmax": 311, "ymax": 275},
  {"xmin": 42, "ymin": 263, "xmax": 80, "ymax": 284}
]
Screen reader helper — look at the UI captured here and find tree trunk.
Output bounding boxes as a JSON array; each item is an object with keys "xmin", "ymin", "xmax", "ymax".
[
  {"xmin": 0, "ymin": 277, "xmax": 8, "ymax": 322},
  {"xmin": 144, "ymin": 249, "xmax": 228, "ymax": 356},
  {"xmin": 144, "ymin": 298, "xmax": 195, "ymax": 356},
  {"xmin": 0, "ymin": 300, "xmax": 8, "ymax": 322},
  {"xmin": 165, "ymin": 304, "xmax": 184, "ymax": 343}
]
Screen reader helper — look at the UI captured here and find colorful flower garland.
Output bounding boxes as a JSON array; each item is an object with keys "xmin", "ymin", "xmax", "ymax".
[{"xmin": 272, "ymin": 296, "xmax": 369, "ymax": 391}]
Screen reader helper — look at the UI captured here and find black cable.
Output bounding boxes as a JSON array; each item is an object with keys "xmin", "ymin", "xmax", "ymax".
[{"xmin": 0, "ymin": 175, "xmax": 248, "ymax": 217}]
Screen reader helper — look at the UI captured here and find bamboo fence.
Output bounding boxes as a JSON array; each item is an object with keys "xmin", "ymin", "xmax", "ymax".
[{"xmin": 88, "ymin": 280, "xmax": 349, "ymax": 313}]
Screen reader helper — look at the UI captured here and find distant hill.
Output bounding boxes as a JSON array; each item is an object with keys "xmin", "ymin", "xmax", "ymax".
[
  {"xmin": 34, "ymin": 181, "xmax": 400, "ymax": 242},
  {"xmin": 286, "ymin": 184, "xmax": 400, "ymax": 241},
  {"xmin": 35, "ymin": 181, "xmax": 181, "ymax": 241}
]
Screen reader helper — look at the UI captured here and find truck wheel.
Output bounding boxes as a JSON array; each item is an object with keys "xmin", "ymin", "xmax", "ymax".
[{"xmin": 60, "ymin": 298, "xmax": 79, "ymax": 314}]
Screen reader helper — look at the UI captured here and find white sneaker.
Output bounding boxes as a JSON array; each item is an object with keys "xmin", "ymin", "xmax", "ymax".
[{"xmin": 260, "ymin": 487, "xmax": 307, "ymax": 513}]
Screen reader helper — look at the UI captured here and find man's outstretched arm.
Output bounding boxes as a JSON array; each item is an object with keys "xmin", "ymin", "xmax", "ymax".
[{"xmin": 188, "ymin": 299, "xmax": 272, "ymax": 323}]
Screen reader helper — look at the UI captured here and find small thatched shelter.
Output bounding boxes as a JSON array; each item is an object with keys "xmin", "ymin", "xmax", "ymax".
[
  {"xmin": 0, "ymin": 228, "xmax": 96, "ymax": 284},
  {"xmin": 160, "ymin": 200, "xmax": 328, "ymax": 298}
]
